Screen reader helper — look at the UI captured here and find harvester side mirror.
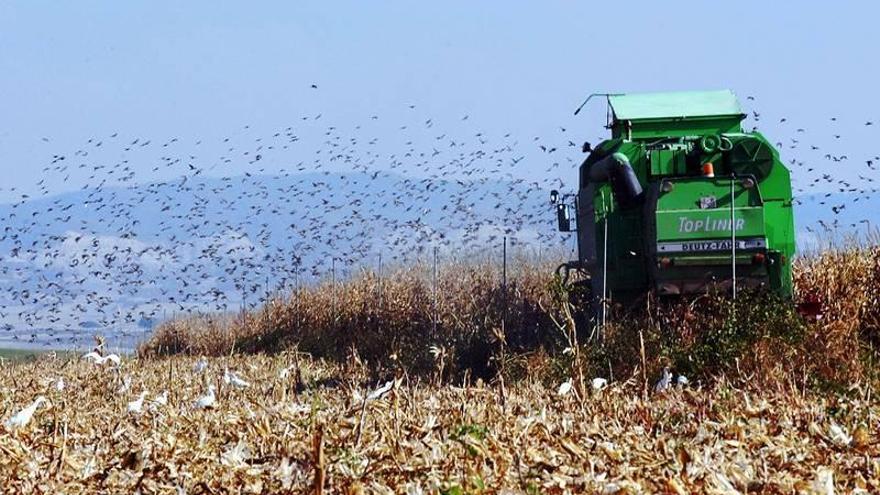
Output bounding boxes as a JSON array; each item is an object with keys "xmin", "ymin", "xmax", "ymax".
[
  {"xmin": 550, "ymin": 189, "xmax": 559, "ymax": 205},
  {"xmin": 556, "ymin": 203, "xmax": 573, "ymax": 232}
]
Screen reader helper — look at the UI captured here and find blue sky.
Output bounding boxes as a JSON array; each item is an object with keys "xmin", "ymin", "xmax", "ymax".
[{"xmin": 1, "ymin": 1, "xmax": 878, "ymax": 200}]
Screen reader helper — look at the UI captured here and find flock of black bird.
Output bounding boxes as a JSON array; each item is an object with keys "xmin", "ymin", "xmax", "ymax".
[{"xmin": 0, "ymin": 94, "xmax": 876, "ymax": 349}]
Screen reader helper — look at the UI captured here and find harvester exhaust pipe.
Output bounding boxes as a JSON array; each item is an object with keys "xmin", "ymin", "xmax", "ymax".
[{"xmin": 589, "ymin": 152, "xmax": 644, "ymax": 209}]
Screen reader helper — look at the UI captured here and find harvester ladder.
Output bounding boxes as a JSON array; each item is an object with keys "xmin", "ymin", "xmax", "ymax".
[{"xmin": 730, "ymin": 175, "xmax": 736, "ymax": 299}]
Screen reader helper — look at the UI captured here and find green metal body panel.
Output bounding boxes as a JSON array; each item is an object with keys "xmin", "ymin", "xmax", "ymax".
[
  {"xmin": 655, "ymin": 178, "xmax": 765, "ymax": 241},
  {"xmin": 650, "ymin": 148, "xmax": 688, "ymax": 176},
  {"xmin": 567, "ymin": 90, "xmax": 796, "ymax": 302}
]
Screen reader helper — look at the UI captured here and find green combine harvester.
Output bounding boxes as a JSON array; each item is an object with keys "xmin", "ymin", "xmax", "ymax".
[{"xmin": 552, "ymin": 90, "xmax": 795, "ymax": 321}]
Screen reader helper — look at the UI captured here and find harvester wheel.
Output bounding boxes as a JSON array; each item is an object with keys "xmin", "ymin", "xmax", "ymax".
[{"xmin": 568, "ymin": 279, "xmax": 594, "ymax": 342}]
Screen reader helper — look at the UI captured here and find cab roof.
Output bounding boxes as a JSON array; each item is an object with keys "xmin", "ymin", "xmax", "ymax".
[
  {"xmin": 607, "ymin": 90, "xmax": 745, "ymax": 139},
  {"xmin": 609, "ymin": 90, "xmax": 742, "ymax": 122}
]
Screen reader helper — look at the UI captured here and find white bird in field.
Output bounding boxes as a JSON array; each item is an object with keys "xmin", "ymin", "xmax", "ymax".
[
  {"xmin": 810, "ymin": 468, "xmax": 835, "ymax": 495},
  {"xmin": 591, "ymin": 377, "xmax": 608, "ymax": 391},
  {"xmin": 127, "ymin": 392, "xmax": 148, "ymax": 414},
  {"xmin": 223, "ymin": 368, "xmax": 250, "ymax": 388},
  {"xmin": 117, "ymin": 376, "xmax": 132, "ymax": 394},
  {"xmin": 829, "ymin": 422, "xmax": 852, "ymax": 446},
  {"xmin": 152, "ymin": 390, "xmax": 168, "ymax": 408},
  {"xmin": 103, "ymin": 353, "xmax": 122, "ymax": 366},
  {"xmin": 278, "ymin": 365, "xmax": 294, "ymax": 380},
  {"xmin": 55, "ymin": 377, "xmax": 65, "ymax": 392},
  {"xmin": 676, "ymin": 375, "xmax": 689, "ymax": 387},
  {"xmin": 82, "ymin": 351, "xmax": 121, "ymax": 366},
  {"xmin": 5, "ymin": 396, "xmax": 48, "ymax": 430},
  {"xmin": 195, "ymin": 386, "xmax": 216, "ymax": 409},
  {"xmin": 712, "ymin": 471, "xmax": 739, "ymax": 494},
  {"xmin": 193, "ymin": 359, "xmax": 208, "ymax": 373},
  {"xmin": 557, "ymin": 377, "xmax": 574, "ymax": 397},
  {"xmin": 655, "ymin": 367, "xmax": 672, "ymax": 393},
  {"xmin": 367, "ymin": 380, "xmax": 395, "ymax": 401},
  {"xmin": 82, "ymin": 351, "xmax": 101, "ymax": 362}
]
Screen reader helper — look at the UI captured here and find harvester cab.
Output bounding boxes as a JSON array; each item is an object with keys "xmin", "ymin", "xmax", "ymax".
[{"xmin": 554, "ymin": 90, "xmax": 795, "ymax": 319}]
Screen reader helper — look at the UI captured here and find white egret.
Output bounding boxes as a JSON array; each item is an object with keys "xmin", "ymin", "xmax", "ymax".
[
  {"xmin": 152, "ymin": 390, "xmax": 168, "ymax": 407},
  {"xmin": 117, "ymin": 376, "xmax": 132, "ymax": 394},
  {"xmin": 654, "ymin": 367, "xmax": 672, "ymax": 393},
  {"xmin": 557, "ymin": 377, "xmax": 573, "ymax": 397},
  {"xmin": 676, "ymin": 375, "xmax": 689, "ymax": 387},
  {"xmin": 82, "ymin": 351, "xmax": 121, "ymax": 366},
  {"xmin": 82, "ymin": 351, "xmax": 101, "ymax": 361},
  {"xmin": 712, "ymin": 472, "xmax": 739, "ymax": 494},
  {"xmin": 811, "ymin": 468, "xmax": 834, "ymax": 495},
  {"xmin": 193, "ymin": 359, "xmax": 208, "ymax": 373},
  {"xmin": 278, "ymin": 365, "xmax": 294, "ymax": 379},
  {"xmin": 367, "ymin": 380, "xmax": 395, "ymax": 401},
  {"xmin": 829, "ymin": 422, "xmax": 852, "ymax": 446},
  {"xmin": 5, "ymin": 396, "xmax": 49, "ymax": 430},
  {"xmin": 223, "ymin": 368, "xmax": 250, "ymax": 388},
  {"xmin": 591, "ymin": 377, "xmax": 608, "ymax": 391},
  {"xmin": 55, "ymin": 377, "xmax": 65, "ymax": 392},
  {"xmin": 127, "ymin": 392, "xmax": 148, "ymax": 414},
  {"xmin": 195, "ymin": 386, "xmax": 216, "ymax": 409}
]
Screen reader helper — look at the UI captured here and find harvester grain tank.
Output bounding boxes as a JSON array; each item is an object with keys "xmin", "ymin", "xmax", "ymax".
[{"xmin": 552, "ymin": 90, "xmax": 795, "ymax": 317}]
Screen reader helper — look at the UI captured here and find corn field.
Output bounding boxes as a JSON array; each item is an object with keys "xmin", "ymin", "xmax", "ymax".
[
  {"xmin": 1, "ymin": 352, "xmax": 879, "ymax": 492},
  {"xmin": 2, "ymin": 245, "xmax": 880, "ymax": 492},
  {"xmin": 142, "ymin": 245, "xmax": 880, "ymax": 388}
]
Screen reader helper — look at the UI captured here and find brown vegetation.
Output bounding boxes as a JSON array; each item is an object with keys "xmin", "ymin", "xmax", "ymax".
[
  {"xmin": 1, "ymin": 353, "xmax": 879, "ymax": 492},
  {"xmin": 141, "ymin": 245, "xmax": 880, "ymax": 390},
  {"xmin": 4, "ymin": 245, "xmax": 880, "ymax": 492}
]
